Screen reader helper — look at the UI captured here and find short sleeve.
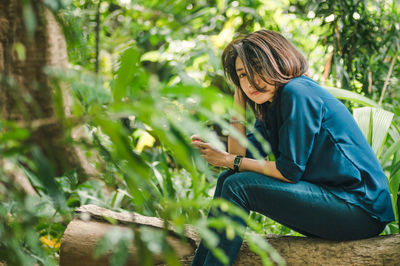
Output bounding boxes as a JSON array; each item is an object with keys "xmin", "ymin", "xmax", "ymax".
[{"xmin": 275, "ymin": 84, "xmax": 324, "ymax": 183}]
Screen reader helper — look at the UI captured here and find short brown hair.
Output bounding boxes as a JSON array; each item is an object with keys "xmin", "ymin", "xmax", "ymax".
[{"xmin": 222, "ymin": 29, "xmax": 308, "ymax": 120}]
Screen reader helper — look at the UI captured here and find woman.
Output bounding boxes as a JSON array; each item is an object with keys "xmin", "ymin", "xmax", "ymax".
[{"xmin": 191, "ymin": 29, "xmax": 394, "ymax": 266}]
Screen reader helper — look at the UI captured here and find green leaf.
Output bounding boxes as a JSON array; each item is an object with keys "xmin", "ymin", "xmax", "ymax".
[
  {"xmin": 370, "ymin": 109, "xmax": 394, "ymax": 157},
  {"xmin": 353, "ymin": 107, "xmax": 372, "ymax": 143},
  {"xmin": 389, "ymin": 125, "xmax": 400, "ymax": 144},
  {"xmin": 353, "ymin": 107, "xmax": 394, "ymax": 157},
  {"xmin": 31, "ymin": 147, "xmax": 67, "ymax": 213},
  {"xmin": 93, "ymin": 115, "xmax": 157, "ymax": 211},
  {"xmin": 381, "ymin": 139, "xmax": 400, "ymax": 166},
  {"xmin": 325, "ymin": 86, "xmax": 379, "ymax": 107},
  {"xmin": 160, "ymin": 146, "xmax": 176, "ymax": 199},
  {"xmin": 0, "ymin": 127, "xmax": 30, "ymax": 141},
  {"xmin": 391, "ymin": 160, "xmax": 400, "ymax": 179},
  {"xmin": 113, "ymin": 47, "xmax": 147, "ymax": 102},
  {"xmin": 389, "ymin": 152, "xmax": 400, "ymax": 222},
  {"xmin": 245, "ymin": 232, "xmax": 285, "ymax": 266},
  {"xmin": 216, "ymin": 0, "xmax": 227, "ymax": 11},
  {"xmin": 141, "ymin": 50, "xmax": 162, "ymax": 62},
  {"xmin": 94, "ymin": 227, "xmax": 133, "ymax": 266},
  {"xmin": 196, "ymin": 223, "xmax": 219, "ymax": 248},
  {"xmin": 22, "ymin": 1, "xmax": 36, "ymax": 37},
  {"xmin": 13, "ymin": 43, "xmax": 26, "ymax": 61}
]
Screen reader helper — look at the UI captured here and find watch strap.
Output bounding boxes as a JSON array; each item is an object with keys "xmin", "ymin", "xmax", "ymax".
[{"xmin": 233, "ymin": 155, "xmax": 243, "ymax": 172}]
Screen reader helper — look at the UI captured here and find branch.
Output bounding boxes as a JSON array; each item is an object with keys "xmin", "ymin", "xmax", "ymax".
[
  {"xmin": 323, "ymin": 52, "xmax": 333, "ymax": 85},
  {"xmin": 95, "ymin": 0, "xmax": 101, "ymax": 73},
  {"xmin": 378, "ymin": 52, "xmax": 397, "ymax": 105}
]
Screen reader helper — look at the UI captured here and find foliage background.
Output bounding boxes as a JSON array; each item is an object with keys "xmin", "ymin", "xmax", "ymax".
[{"xmin": 1, "ymin": 0, "xmax": 399, "ymax": 265}]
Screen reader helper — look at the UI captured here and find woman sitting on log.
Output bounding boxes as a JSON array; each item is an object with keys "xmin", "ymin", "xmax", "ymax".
[{"xmin": 190, "ymin": 29, "xmax": 395, "ymax": 266}]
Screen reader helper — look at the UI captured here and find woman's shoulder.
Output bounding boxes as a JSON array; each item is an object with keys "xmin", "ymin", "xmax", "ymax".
[
  {"xmin": 283, "ymin": 76, "xmax": 322, "ymax": 95},
  {"xmin": 280, "ymin": 76, "xmax": 327, "ymax": 103}
]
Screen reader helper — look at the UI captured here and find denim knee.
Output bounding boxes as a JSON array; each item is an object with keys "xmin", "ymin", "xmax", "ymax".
[
  {"xmin": 220, "ymin": 173, "xmax": 249, "ymax": 210},
  {"xmin": 214, "ymin": 169, "xmax": 235, "ymax": 198}
]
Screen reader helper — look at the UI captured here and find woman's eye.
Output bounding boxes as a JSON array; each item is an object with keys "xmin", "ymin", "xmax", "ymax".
[{"xmin": 239, "ymin": 73, "xmax": 247, "ymax": 78}]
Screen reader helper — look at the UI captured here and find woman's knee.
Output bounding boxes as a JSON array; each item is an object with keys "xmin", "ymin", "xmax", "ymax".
[
  {"xmin": 220, "ymin": 173, "xmax": 249, "ymax": 209},
  {"xmin": 215, "ymin": 169, "xmax": 235, "ymax": 192}
]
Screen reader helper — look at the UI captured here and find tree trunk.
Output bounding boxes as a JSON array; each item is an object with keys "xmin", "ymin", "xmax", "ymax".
[
  {"xmin": 60, "ymin": 205, "xmax": 400, "ymax": 266},
  {"xmin": 0, "ymin": 0, "xmax": 96, "ymax": 180}
]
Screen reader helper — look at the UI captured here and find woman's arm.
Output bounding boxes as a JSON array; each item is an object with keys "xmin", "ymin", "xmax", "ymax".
[
  {"xmin": 192, "ymin": 141, "xmax": 293, "ymax": 183},
  {"xmin": 223, "ymin": 153, "xmax": 293, "ymax": 183},
  {"xmin": 228, "ymin": 88, "xmax": 246, "ymax": 156}
]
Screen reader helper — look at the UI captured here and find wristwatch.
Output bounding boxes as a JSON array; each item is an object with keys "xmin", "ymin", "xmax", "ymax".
[{"xmin": 233, "ymin": 155, "xmax": 243, "ymax": 172}]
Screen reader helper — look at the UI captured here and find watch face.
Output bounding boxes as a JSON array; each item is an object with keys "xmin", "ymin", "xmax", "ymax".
[{"xmin": 233, "ymin": 156, "xmax": 242, "ymax": 168}]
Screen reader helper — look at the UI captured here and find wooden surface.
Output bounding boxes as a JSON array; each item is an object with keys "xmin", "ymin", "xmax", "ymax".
[{"xmin": 61, "ymin": 205, "xmax": 400, "ymax": 265}]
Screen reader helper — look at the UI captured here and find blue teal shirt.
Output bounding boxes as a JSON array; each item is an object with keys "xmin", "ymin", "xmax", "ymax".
[{"xmin": 246, "ymin": 76, "xmax": 395, "ymax": 223}]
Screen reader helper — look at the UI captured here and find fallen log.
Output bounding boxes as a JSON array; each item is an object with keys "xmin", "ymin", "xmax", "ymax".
[{"xmin": 60, "ymin": 205, "xmax": 400, "ymax": 265}]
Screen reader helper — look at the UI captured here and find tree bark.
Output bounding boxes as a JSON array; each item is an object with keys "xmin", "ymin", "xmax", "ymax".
[
  {"xmin": 0, "ymin": 0, "xmax": 97, "ymax": 180},
  {"xmin": 60, "ymin": 205, "xmax": 197, "ymax": 266},
  {"xmin": 60, "ymin": 205, "xmax": 400, "ymax": 266}
]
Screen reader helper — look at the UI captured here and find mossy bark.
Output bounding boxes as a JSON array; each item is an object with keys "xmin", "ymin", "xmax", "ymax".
[{"xmin": 0, "ymin": 0, "xmax": 95, "ymax": 180}]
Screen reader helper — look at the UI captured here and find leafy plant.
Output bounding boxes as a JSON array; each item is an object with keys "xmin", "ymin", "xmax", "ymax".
[{"xmin": 2, "ymin": 0, "xmax": 400, "ymax": 265}]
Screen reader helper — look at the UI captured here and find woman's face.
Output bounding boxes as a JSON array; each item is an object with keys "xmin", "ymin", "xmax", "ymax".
[{"xmin": 235, "ymin": 57, "xmax": 276, "ymax": 104}]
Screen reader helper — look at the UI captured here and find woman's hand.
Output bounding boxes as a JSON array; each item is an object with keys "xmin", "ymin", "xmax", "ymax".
[
  {"xmin": 228, "ymin": 88, "xmax": 247, "ymax": 156},
  {"xmin": 234, "ymin": 87, "xmax": 246, "ymax": 109},
  {"xmin": 191, "ymin": 136, "xmax": 233, "ymax": 168},
  {"xmin": 190, "ymin": 136, "xmax": 291, "ymax": 182}
]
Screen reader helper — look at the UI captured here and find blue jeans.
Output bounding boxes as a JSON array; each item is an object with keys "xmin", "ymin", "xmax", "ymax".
[{"xmin": 191, "ymin": 170, "xmax": 387, "ymax": 266}]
